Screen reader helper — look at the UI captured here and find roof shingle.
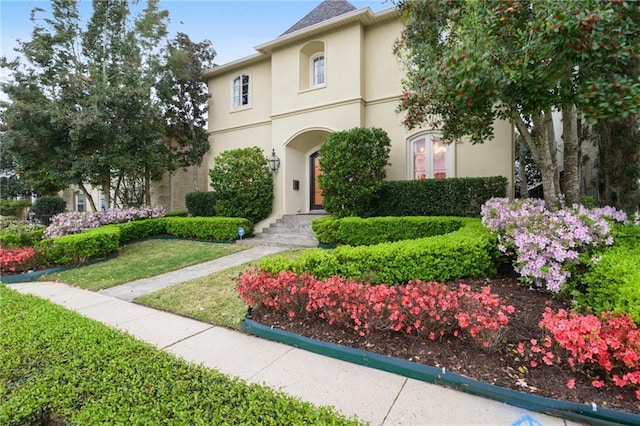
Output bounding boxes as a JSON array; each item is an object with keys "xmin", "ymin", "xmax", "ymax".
[{"xmin": 281, "ymin": 0, "xmax": 357, "ymax": 36}]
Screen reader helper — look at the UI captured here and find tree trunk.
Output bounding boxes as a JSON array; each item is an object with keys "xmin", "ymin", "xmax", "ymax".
[
  {"xmin": 561, "ymin": 107, "xmax": 580, "ymax": 205},
  {"xmin": 145, "ymin": 166, "xmax": 151, "ymax": 206},
  {"xmin": 78, "ymin": 182, "xmax": 97, "ymax": 212},
  {"xmin": 101, "ymin": 168, "xmax": 111, "ymax": 210},
  {"xmin": 514, "ymin": 110, "xmax": 560, "ymax": 207},
  {"xmin": 518, "ymin": 138, "xmax": 529, "ymax": 198}
]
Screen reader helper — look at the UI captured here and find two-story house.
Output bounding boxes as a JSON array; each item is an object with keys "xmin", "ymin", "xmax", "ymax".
[{"xmin": 198, "ymin": 0, "xmax": 514, "ymax": 230}]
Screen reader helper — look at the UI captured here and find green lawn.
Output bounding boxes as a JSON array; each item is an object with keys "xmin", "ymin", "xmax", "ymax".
[
  {"xmin": 44, "ymin": 238, "xmax": 246, "ymax": 290},
  {"xmin": 135, "ymin": 248, "xmax": 307, "ymax": 329}
]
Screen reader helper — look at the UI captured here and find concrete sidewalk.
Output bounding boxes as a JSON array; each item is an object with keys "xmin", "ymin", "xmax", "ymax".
[{"xmin": 9, "ymin": 278, "xmax": 578, "ymax": 425}]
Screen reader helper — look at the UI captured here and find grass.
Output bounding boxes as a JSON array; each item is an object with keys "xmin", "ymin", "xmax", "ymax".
[
  {"xmin": 135, "ymin": 248, "xmax": 307, "ymax": 329},
  {"xmin": 43, "ymin": 238, "xmax": 246, "ymax": 291},
  {"xmin": 0, "ymin": 286, "xmax": 359, "ymax": 425}
]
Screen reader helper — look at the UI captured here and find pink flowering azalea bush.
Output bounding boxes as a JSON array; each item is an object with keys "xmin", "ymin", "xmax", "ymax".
[
  {"xmin": 481, "ymin": 197, "xmax": 627, "ymax": 292},
  {"xmin": 0, "ymin": 247, "xmax": 36, "ymax": 274},
  {"xmin": 44, "ymin": 206, "xmax": 166, "ymax": 238},
  {"xmin": 237, "ymin": 269, "xmax": 514, "ymax": 349},
  {"xmin": 517, "ymin": 308, "xmax": 640, "ymax": 400}
]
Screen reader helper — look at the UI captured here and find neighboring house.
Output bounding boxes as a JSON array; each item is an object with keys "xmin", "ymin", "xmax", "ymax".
[
  {"xmin": 60, "ymin": 185, "xmax": 105, "ymax": 213},
  {"xmin": 197, "ymin": 0, "xmax": 515, "ymax": 229}
]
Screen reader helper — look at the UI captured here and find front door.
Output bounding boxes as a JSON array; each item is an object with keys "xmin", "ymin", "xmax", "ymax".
[{"xmin": 310, "ymin": 151, "xmax": 323, "ymax": 210}]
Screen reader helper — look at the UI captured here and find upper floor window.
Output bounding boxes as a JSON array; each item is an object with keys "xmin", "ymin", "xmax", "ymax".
[
  {"xmin": 232, "ymin": 74, "xmax": 250, "ymax": 108},
  {"xmin": 409, "ymin": 133, "xmax": 454, "ymax": 180},
  {"xmin": 312, "ymin": 54, "xmax": 325, "ymax": 86},
  {"xmin": 299, "ymin": 40, "xmax": 325, "ymax": 91}
]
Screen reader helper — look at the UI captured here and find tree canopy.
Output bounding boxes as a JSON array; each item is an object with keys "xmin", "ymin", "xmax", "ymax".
[
  {"xmin": 0, "ymin": 0, "xmax": 215, "ymax": 207},
  {"xmin": 394, "ymin": 0, "xmax": 640, "ymax": 207}
]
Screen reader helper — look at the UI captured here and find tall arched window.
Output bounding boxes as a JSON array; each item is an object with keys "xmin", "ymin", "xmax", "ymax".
[
  {"xmin": 232, "ymin": 74, "xmax": 250, "ymax": 108},
  {"xmin": 408, "ymin": 133, "xmax": 455, "ymax": 180},
  {"xmin": 299, "ymin": 40, "xmax": 325, "ymax": 91}
]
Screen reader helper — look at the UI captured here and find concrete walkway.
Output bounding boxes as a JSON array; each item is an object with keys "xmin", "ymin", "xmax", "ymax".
[{"xmin": 8, "ymin": 248, "xmax": 582, "ymax": 426}]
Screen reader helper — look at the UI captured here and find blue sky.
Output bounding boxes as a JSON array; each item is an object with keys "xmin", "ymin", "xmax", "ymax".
[{"xmin": 0, "ymin": 0, "xmax": 390, "ymax": 67}]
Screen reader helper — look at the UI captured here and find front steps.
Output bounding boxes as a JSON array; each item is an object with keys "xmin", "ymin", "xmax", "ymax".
[{"xmin": 245, "ymin": 213, "xmax": 327, "ymax": 247}]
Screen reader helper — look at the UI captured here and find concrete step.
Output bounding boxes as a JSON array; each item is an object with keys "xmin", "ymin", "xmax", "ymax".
[{"xmin": 249, "ymin": 213, "xmax": 328, "ymax": 248}]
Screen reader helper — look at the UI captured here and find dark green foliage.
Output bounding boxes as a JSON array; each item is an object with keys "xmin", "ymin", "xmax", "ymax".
[
  {"xmin": 165, "ymin": 217, "xmax": 252, "ymax": 241},
  {"xmin": 37, "ymin": 226, "xmax": 120, "ymax": 265},
  {"xmin": 374, "ymin": 177, "xmax": 508, "ymax": 217},
  {"xmin": 312, "ymin": 216, "xmax": 465, "ymax": 246},
  {"xmin": 30, "ymin": 196, "xmax": 67, "ymax": 225},
  {"xmin": 164, "ymin": 210, "xmax": 188, "ymax": 217},
  {"xmin": 575, "ymin": 244, "xmax": 640, "ymax": 323},
  {"xmin": 319, "ymin": 128, "xmax": 391, "ymax": 218},
  {"xmin": 0, "ymin": 287, "xmax": 357, "ymax": 425},
  {"xmin": 209, "ymin": 147, "xmax": 273, "ymax": 224},
  {"xmin": 186, "ymin": 191, "xmax": 218, "ymax": 216},
  {"xmin": 0, "ymin": 199, "xmax": 31, "ymax": 218},
  {"xmin": 0, "ymin": 225, "xmax": 44, "ymax": 248},
  {"xmin": 262, "ymin": 218, "xmax": 499, "ymax": 284},
  {"xmin": 115, "ymin": 219, "xmax": 169, "ymax": 244}
]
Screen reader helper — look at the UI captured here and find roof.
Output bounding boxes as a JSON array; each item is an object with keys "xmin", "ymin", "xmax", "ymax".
[{"xmin": 281, "ymin": 0, "xmax": 357, "ymax": 36}]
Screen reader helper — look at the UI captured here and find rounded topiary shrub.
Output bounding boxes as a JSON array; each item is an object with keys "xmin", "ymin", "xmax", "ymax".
[
  {"xmin": 209, "ymin": 147, "xmax": 273, "ymax": 224},
  {"xmin": 319, "ymin": 127, "xmax": 391, "ymax": 218},
  {"xmin": 30, "ymin": 196, "xmax": 66, "ymax": 226}
]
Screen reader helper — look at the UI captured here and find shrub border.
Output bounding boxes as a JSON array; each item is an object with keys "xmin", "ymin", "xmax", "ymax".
[{"xmin": 241, "ymin": 318, "xmax": 640, "ymax": 426}]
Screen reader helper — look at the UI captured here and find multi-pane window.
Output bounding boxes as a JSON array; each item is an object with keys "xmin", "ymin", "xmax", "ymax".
[
  {"xmin": 232, "ymin": 74, "xmax": 250, "ymax": 108},
  {"xmin": 410, "ymin": 134, "xmax": 452, "ymax": 179},
  {"xmin": 312, "ymin": 55, "xmax": 325, "ymax": 86},
  {"xmin": 76, "ymin": 191, "xmax": 85, "ymax": 212}
]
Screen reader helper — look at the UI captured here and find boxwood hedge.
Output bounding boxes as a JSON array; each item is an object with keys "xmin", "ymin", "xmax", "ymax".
[
  {"xmin": 262, "ymin": 217, "xmax": 500, "ymax": 284},
  {"xmin": 0, "ymin": 287, "xmax": 357, "ymax": 425}
]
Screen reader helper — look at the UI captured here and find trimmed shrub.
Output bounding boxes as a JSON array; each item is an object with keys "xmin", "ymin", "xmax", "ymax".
[
  {"xmin": 37, "ymin": 226, "xmax": 120, "ymax": 265},
  {"xmin": 0, "ymin": 199, "xmax": 31, "ymax": 218},
  {"xmin": 164, "ymin": 217, "xmax": 252, "ymax": 241},
  {"xmin": 312, "ymin": 216, "xmax": 465, "ymax": 246},
  {"xmin": 262, "ymin": 218, "xmax": 500, "ymax": 284},
  {"xmin": 0, "ymin": 224, "xmax": 45, "ymax": 248},
  {"xmin": 318, "ymin": 127, "xmax": 391, "ymax": 218},
  {"xmin": 0, "ymin": 287, "xmax": 356, "ymax": 425},
  {"xmin": 209, "ymin": 147, "xmax": 273, "ymax": 224},
  {"xmin": 30, "ymin": 196, "xmax": 66, "ymax": 225},
  {"xmin": 185, "ymin": 191, "xmax": 217, "ymax": 216},
  {"xmin": 576, "ymin": 244, "xmax": 640, "ymax": 323},
  {"xmin": 374, "ymin": 177, "xmax": 508, "ymax": 217}
]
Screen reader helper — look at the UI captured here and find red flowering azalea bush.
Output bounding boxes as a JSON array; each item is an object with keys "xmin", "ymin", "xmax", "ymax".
[
  {"xmin": 517, "ymin": 308, "xmax": 640, "ymax": 400},
  {"xmin": 0, "ymin": 247, "xmax": 36, "ymax": 274},
  {"xmin": 237, "ymin": 269, "xmax": 514, "ymax": 349}
]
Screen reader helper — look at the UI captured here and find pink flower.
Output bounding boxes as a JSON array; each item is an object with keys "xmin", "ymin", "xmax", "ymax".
[
  {"xmin": 566, "ymin": 379, "xmax": 576, "ymax": 389},
  {"xmin": 591, "ymin": 380, "xmax": 605, "ymax": 388}
]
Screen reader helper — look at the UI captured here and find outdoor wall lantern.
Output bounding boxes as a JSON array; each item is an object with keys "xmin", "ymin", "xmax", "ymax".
[{"xmin": 269, "ymin": 149, "xmax": 281, "ymax": 173}]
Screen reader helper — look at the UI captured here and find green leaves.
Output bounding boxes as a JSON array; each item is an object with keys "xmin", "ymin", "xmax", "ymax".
[
  {"xmin": 318, "ymin": 127, "xmax": 391, "ymax": 218},
  {"xmin": 209, "ymin": 147, "xmax": 273, "ymax": 224}
]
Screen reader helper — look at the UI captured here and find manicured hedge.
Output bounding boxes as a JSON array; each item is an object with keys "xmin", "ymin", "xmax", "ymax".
[
  {"xmin": 0, "ymin": 224, "xmax": 45, "ymax": 248},
  {"xmin": 576, "ymin": 244, "xmax": 640, "ymax": 323},
  {"xmin": 312, "ymin": 216, "xmax": 465, "ymax": 246},
  {"xmin": 0, "ymin": 287, "xmax": 356, "ymax": 425},
  {"xmin": 37, "ymin": 226, "xmax": 121, "ymax": 266},
  {"xmin": 32, "ymin": 217, "xmax": 252, "ymax": 267},
  {"xmin": 373, "ymin": 176, "xmax": 508, "ymax": 217},
  {"xmin": 262, "ymin": 218, "xmax": 500, "ymax": 284},
  {"xmin": 185, "ymin": 191, "xmax": 218, "ymax": 217},
  {"xmin": 164, "ymin": 217, "xmax": 252, "ymax": 241}
]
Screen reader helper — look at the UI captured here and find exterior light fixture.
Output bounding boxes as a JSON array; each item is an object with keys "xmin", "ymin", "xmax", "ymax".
[{"xmin": 268, "ymin": 149, "xmax": 281, "ymax": 173}]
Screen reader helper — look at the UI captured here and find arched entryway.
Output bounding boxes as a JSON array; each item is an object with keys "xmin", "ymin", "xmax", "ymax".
[{"xmin": 282, "ymin": 128, "xmax": 331, "ymax": 214}]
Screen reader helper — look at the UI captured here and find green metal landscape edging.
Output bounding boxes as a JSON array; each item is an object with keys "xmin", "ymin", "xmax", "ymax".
[
  {"xmin": 0, "ymin": 254, "xmax": 117, "ymax": 284},
  {"xmin": 241, "ymin": 318, "xmax": 640, "ymax": 426}
]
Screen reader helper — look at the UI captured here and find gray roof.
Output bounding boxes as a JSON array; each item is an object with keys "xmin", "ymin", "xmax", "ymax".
[{"xmin": 281, "ymin": 0, "xmax": 357, "ymax": 36}]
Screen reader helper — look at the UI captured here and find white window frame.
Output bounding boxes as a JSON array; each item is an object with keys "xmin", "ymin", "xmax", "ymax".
[
  {"xmin": 232, "ymin": 74, "xmax": 250, "ymax": 109},
  {"xmin": 75, "ymin": 191, "xmax": 85, "ymax": 212},
  {"xmin": 407, "ymin": 132, "xmax": 455, "ymax": 180},
  {"xmin": 311, "ymin": 54, "xmax": 325, "ymax": 87}
]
